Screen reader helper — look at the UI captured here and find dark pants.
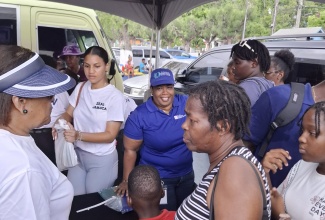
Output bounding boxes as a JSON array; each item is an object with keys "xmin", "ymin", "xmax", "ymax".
[{"xmin": 160, "ymin": 171, "xmax": 196, "ymax": 211}]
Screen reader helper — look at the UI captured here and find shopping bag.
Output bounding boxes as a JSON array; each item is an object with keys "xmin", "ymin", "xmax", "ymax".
[
  {"xmin": 76, "ymin": 186, "xmax": 133, "ymax": 214},
  {"xmin": 54, "ymin": 119, "xmax": 78, "ymax": 171}
]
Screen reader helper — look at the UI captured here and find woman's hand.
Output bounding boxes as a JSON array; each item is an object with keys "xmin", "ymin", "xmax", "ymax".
[
  {"xmin": 262, "ymin": 149, "xmax": 291, "ymax": 174},
  {"xmin": 115, "ymin": 181, "xmax": 128, "ymax": 197},
  {"xmin": 63, "ymin": 122, "xmax": 78, "ymax": 143},
  {"xmin": 52, "ymin": 128, "xmax": 58, "ymax": 141},
  {"xmin": 271, "ymin": 187, "xmax": 289, "ymax": 219}
]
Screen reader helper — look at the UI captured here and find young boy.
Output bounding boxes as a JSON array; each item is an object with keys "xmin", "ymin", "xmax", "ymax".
[{"xmin": 127, "ymin": 165, "xmax": 176, "ymax": 220}]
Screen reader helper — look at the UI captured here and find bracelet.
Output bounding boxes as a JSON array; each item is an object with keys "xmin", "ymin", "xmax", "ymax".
[
  {"xmin": 77, "ymin": 131, "xmax": 82, "ymax": 141},
  {"xmin": 123, "ymin": 179, "xmax": 128, "ymax": 183}
]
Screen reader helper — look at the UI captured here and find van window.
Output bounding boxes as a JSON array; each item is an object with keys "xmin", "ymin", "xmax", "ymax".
[
  {"xmin": 38, "ymin": 26, "xmax": 98, "ymax": 58},
  {"xmin": 132, "ymin": 49, "xmax": 143, "ymax": 57},
  {"xmin": 144, "ymin": 49, "xmax": 156, "ymax": 58},
  {"xmin": 0, "ymin": 6, "xmax": 17, "ymax": 45},
  {"xmin": 159, "ymin": 51, "xmax": 171, "ymax": 59}
]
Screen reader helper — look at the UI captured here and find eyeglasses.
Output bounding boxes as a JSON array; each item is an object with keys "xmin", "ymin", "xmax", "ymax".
[
  {"xmin": 238, "ymin": 40, "xmax": 256, "ymax": 54},
  {"xmin": 265, "ymin": 70, "xmax": 281, "ymax": 75}
]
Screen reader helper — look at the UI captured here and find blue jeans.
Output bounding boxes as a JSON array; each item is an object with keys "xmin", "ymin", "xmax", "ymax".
[{"xmin": 160, "ymin": 171, "xmax": 196, "ymax": 211}]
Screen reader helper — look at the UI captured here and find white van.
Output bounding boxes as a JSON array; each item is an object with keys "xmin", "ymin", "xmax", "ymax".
[
  {"xmin": 131, "ymin": 46, "xmax": 173, "ymax": 68},
  {"xmin": 0, "ymin": 0, "xmax": 123, "ymax": 91}
]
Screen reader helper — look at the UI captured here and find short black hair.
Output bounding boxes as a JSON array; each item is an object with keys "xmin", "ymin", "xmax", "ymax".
[
  {"xmin": 301, "ymin": 101, "xmax": 325, "ymax": 138},
  {"xmin": 128, "ymin": 165, "xmax": 161, "ymax": 201},
  {"xmin": 230, "ymin": 39, "xmax": 270, "ymax": 73},
  {"xmin": 187, "ymin": 80, "xmax": 251, "ymax": 140},
  {"xmin": 272, "ymin": 50, "xmax": 295, "ymax": 82}
]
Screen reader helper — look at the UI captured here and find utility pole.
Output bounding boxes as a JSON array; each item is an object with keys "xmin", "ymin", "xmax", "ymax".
[
  {"xmin": 271, "ymin": 0, "xmax": 279, "ymax": 34},
  {"xmin": 295, "ymin": 0, "xmax": 304, "ymax": 28},
  {"xmin": 242, "ymin": 0, "xmax": 249, "ymax": 40}
]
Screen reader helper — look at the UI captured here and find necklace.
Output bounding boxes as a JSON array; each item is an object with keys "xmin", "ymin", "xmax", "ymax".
[
  {"xmin": 312, "ymin": 86, "xmax": 317, "ymax": 102},
  {"xmin": 162, "ymin": 109, "xmax": 170, "ymax": 115}
]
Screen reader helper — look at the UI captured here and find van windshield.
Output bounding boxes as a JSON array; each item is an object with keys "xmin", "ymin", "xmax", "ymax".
[{"xmin": 38, "ymin": 26, "xmax": 98, "ymax": 57}]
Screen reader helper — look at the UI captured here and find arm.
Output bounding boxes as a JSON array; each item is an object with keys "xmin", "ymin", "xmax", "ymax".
[
  {"xmin": 243, "ymin": 91, "xmax": 273, "ymax": 155},
  {"xmin": 116, "ymin": 136, "xmax": 142, "ymax": 196},
  {"xmin": 270, "ymin": 188, "xmax": 288, "ymax": 220},
  {"xmin": 209, "ymin": 157, "xmax": 265, "ymax": 220},
  {"xmin": 63, "ymin": 120, "xmax": 122, "ymax": 144},
  {"xmin": 0, "ymin": 172, "xmax": 50, "ymax": 220},
  {"xmin": 261, "ymin": 149, "xmax": 292, "ymax": 220}
]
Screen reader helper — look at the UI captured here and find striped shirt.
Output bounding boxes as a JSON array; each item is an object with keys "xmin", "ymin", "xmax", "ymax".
[{"xmin": 175, "ymin": 147, "xmax": 271, "ymax": 220}]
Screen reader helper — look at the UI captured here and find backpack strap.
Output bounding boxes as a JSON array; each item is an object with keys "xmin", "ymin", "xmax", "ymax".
[{"xmin": 257, "ymin": 82, "xmax": 305, "ymax": 158}]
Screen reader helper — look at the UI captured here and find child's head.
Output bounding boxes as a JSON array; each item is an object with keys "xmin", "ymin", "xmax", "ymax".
[
  {"xmin": 299, "ymin": 101, "xmax": 325, "ymax": 163},
  {"xmin": 127, "ymin": 165, "xmax": 163, "ymax": 209}
]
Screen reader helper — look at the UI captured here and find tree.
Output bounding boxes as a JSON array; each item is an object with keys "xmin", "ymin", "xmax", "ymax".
[{"xmin": 308, "ymin": 11, "xmax": 325, "ymax": 29}]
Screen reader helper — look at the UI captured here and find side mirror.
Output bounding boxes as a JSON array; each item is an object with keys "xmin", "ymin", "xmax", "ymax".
[
  {"xmin": 109, "ymin": 59, "xmax": 116, "ymax": 76},
  {"xmin": 175, "ymin": 69, "xmax": 187, "ymax": 83}
]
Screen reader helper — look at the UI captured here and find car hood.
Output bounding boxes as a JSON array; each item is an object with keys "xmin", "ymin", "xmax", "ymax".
[{"xmin": 123, "ymin": 75, "xmax": 149, "ymax": 89}]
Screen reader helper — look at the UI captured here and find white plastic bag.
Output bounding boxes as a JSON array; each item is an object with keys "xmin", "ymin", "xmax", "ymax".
[{"xmin": 54, "ymin": 119, "xmax": 78, "ymax": 171}]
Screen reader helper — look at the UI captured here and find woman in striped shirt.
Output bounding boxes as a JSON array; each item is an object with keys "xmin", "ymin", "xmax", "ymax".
[{"xmin": 176, "ymin": 80, "xmax": 270, "ymax": 220}]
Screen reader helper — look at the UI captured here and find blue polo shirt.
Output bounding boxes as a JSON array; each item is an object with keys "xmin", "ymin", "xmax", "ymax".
[
  {"xmin": 124, "ymin": 94, "xmax": 193, "ymax": 178},
  {"xmin": 244, "ymin": 83, "xmax": 314, "ymax": 187}
]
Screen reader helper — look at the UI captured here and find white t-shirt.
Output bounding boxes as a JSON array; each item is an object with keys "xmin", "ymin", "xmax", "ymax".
[
  {"xmin": 120, "ymin": 95, "xmax": 137, "ymax": 130},
  {"xmin": 40, "ymin": 91, "xmax": 69, "ymax": 128},
  {"xmin": 69, "ymin": 82, "xmax": 126, "ymax": 155},
  {"xmin": 0, "ymin": 129, "xmax": 73, "ymax": 220},
  {"xmin": 278, "ymin": 160, "xmax": 325, "ymax": 219}
]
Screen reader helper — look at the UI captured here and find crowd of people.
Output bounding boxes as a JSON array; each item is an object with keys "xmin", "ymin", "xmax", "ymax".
[{"xmin": 0, "ymin": 38, "xmax": 324, "ymax": 220}]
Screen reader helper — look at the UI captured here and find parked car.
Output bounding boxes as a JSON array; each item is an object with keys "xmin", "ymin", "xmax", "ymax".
[
  {"xmin": 123, "ymin": 60, "xmax": 190, "ymax": 104},
  {"xmin": 125, "ymin": 34, "xmax": 325, "ymax": 103},
  {"xmin": 175, "ymin": 34, "xmax": 325, "ymax": 94},
  {"xmin": 164, "ymin": 49, "xmax": 197, "ymax": 60}
]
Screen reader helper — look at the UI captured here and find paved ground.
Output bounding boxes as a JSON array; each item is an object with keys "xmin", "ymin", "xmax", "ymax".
[{"xmin": 193, "ymin": 152, "xmax": 210, "ymax": 184}]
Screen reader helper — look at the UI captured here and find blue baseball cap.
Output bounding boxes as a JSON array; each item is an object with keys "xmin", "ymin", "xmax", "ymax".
[
  {"xmin": 150, "ymin": 68, "xmax": 175, "ymax": 87},
  {"xmin": 0, "ymin": 53, "xmax": 76, "ymax": 98}
]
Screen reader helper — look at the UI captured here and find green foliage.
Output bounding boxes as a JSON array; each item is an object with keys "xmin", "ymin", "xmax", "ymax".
[
  {"xmin": 96, "ymin": 0, "xmax": 325, "ymax": 50},
  {"xmin": 308, "ymin": 11, "xmax": 325, "ymax": 29}
]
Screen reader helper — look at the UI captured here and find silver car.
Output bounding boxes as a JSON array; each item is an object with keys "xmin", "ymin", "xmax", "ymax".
[{"xmin": 123, "ymin": 60, "xmax": 191, "ymax": 104}]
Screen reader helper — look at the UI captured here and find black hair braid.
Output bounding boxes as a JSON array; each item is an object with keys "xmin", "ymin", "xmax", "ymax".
[
  {"xmin": 231, "ymin": 39, "xmax": 270, "ymax": 73},
  {"xmin": 300, "ymin": 101, "xmax": 325, "ymax": 138},
  {"xmin": 188, "ymin": 80, "xmax": 251, "ymax": 140}
]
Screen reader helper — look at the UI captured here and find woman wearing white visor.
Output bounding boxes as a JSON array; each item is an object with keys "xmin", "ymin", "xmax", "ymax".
[{"xmin": 0, "ymin": 45, "xmax": 76, "ymax": 220}]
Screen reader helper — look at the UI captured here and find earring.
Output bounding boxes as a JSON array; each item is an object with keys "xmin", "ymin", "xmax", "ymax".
[{"xmin": 23, "ymin": 109, "xmax": 28, "ymax": 114}]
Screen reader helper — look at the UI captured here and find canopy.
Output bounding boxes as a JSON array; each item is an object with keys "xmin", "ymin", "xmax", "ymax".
[{"xmin": 43, "ymin": 0, "xmax": 215, "ymax": 30}]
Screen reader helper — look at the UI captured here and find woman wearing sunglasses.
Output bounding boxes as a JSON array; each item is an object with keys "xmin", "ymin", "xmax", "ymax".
[
  {"xmin": 231, "ymin": 39, "xmax": 274, "ymax": 107},
  {"xmin": 265, "ymin": 50, "xmax": 295, "ymax": 86}
]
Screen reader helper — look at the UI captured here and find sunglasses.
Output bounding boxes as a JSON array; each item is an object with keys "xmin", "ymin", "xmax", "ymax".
[
  {"xmin": 238, "ymin": 40, "xmax": 256, "ymax": 54},
  {"xmin": 265, "ymin": 70, "xmax": 281, "ymax": 75}
]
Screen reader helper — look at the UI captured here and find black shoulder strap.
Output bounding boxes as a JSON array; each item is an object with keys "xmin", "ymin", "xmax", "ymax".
[
  {"xmin": 257, "ymin": 82, "xmax": 305, "ymax": 158},
  {"xmin": 209, "ymin": 154, "xmax": 268, "ymax": 220}
]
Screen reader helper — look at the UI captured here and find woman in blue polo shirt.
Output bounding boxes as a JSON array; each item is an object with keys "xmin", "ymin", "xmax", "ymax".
[{"xmin": 117, "ymin": 68, "xmax": 194, "ymax": 211}]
